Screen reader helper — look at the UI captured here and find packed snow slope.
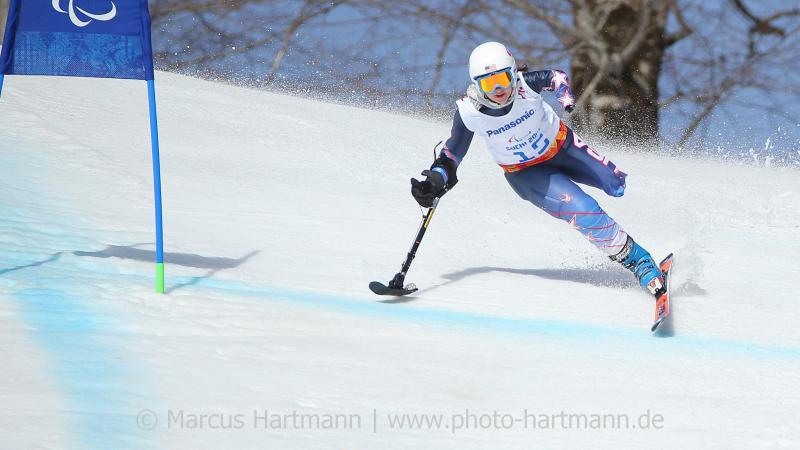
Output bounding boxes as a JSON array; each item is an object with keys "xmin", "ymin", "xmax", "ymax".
[{"xmin": 0, "ymin": 72, "xmax": 798, "ymax": 450}]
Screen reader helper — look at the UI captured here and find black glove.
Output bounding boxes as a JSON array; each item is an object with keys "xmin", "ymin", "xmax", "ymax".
[
  {"xmin": 565, "ymin": 104, "xmax": 575, "ymax": 114},
  {"xmin": 410, "ymin": 169, "xmax": 446, "ymax": 208}
]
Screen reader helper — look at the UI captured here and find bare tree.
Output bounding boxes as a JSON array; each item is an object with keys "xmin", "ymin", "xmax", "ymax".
[
  {"xmin": 502, "ymin": 0, "xmax": 690, "ymax": 143},
  {"xmin": 420, "ymin": 0, "xmax": 798, "ymax": 151},
  {"xmin": 25, "ymin": 0, "xmax": 787, "ymax": 151},
  {"xmin": 354, "ymin": 0, "xmax": 687, "ymax": 143},
  {"xmin": 667, "ymin": 0, "xmax": 800, "ymax": 150}
]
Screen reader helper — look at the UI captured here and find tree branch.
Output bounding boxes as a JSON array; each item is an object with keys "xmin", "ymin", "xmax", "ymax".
[
  {"xmin": 663, "ymin": 0, "xmax": 693, "ymax": 48},
  {"xmin": 731, "ymin": 0, "xmax": 790, "ymax": 36}
]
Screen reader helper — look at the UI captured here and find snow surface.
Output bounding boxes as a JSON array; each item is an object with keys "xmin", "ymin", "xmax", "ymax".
[{"xmin": 0, "ymin": 72, "xmax": 798, "ymax": 449}]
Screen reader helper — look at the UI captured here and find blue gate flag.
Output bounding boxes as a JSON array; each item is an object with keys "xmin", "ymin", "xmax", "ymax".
[
  {"xmin": 0, "ymin": 0, "xmax": 166, "ymax": 293},
  {"xmin": 1, "ymin": 0, "xmax": 154, "ymax": 80}
]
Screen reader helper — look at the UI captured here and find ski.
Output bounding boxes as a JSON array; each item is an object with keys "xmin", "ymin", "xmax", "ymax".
[
  {"xmin": 369, "ymin": 281, "xmax": 418, "ymax": 297},
  {"xmin": 651, "ymin": 253, "xmax": 674, "ymax": 332}
]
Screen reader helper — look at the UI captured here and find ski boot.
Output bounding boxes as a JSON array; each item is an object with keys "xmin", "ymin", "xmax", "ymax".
[{"xmin": 610, "ymin": 236, "xmax": 666, "ymax": 299}]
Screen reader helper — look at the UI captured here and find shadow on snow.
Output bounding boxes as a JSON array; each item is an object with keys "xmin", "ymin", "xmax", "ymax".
[
  {"xmin": 381, "ymin": 265, "xmax": 638, "ymax": 305},
  {"xmin": 1, "ymin": 244, "xmax": 258, "ymax": 294}
]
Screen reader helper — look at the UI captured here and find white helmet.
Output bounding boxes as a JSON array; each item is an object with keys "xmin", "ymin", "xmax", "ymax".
[{"xmin": 468, "ymin": 42, "xmax": 517, "ymax": 109}]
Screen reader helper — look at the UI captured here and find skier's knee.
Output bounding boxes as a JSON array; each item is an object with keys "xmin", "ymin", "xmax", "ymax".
[{"xmin": 604, "ymin": 165, "xmax": 627, "ymax": 197}]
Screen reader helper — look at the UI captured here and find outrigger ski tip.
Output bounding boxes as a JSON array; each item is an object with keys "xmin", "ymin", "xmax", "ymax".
[{"xmin": 369, "ymin": 281, "xmax": 418, "ymax": 297}]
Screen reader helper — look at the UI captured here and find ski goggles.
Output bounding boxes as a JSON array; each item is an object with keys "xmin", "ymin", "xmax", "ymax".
[{"xmin": 475, "ymin": 68, "xmax": 514, "ymax": 94}]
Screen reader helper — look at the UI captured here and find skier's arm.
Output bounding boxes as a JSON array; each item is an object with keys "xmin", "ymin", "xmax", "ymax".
[
  {"xmin": 522, "ymin": 69, "xmax": 575, "ymax": 112},
  {"xmin": 432, "ymin": 109, "xmax": 474, "ymax": 189},
  {"xmin": 411, "ymin": 110, "xmax": 472, "ymax": 207}
]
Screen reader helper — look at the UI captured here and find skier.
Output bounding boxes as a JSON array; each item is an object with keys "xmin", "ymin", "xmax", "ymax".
[{"xmin": 410, "ymin": 42, "xmax": 666, "ymax": 301}]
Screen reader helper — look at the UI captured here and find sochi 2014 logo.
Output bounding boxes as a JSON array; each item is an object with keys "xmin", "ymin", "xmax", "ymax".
[{"xmin": 52, "ymin": 0, "xmax": 117, "ymax": 27}]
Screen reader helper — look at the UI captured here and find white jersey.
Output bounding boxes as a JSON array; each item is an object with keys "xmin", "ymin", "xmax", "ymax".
[{"xmin": 457, "ymin": 72, "xmax": 562, "ymax": 169}]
